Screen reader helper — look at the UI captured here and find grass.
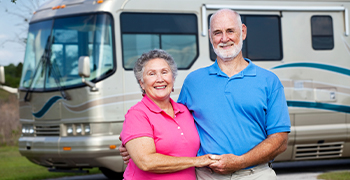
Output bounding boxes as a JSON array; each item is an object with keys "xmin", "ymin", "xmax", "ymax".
[
  {"xmin": 0, "ymin": 88, "xmax": 10, "ymax": 101},
  {"xmin": 0, "ymin": 146, "xmax": 101, "ymax": 180},
  {"xmin": 318, "ymin": 171, "xmax": 350, "ymax": 180}
]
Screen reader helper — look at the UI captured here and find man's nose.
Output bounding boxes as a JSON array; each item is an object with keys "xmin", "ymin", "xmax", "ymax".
[{"xmin": 221, "ymin": 32, "xmax": 229, "ymax": 42}]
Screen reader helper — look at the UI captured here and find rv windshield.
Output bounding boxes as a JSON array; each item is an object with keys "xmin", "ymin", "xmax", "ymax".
[{"xmin": 20, "ymin": 13, "xmax": 114, "ymax": 91}]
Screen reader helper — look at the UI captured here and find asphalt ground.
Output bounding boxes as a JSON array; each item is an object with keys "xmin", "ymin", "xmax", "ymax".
[{"xmin": 44, "ymin": 159, "xmax": 350, "ymax": 180}]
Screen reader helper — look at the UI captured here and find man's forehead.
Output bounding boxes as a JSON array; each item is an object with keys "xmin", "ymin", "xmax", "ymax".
[{"xmin": 210, "ymin": 19, "xmax": 238, "ymax": 30}]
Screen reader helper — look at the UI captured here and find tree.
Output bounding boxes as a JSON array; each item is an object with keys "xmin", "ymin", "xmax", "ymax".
[
  {"xmin": 4, "ymin": 63, "xmax": 22, "ymax": 88},
  {"xmin": 1, "ymin": 0, "xmax": 45, "ymax": 48}
]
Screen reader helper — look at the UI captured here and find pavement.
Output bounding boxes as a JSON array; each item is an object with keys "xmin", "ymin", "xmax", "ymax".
[{"xmin": 44, "ymin": 159, "xmax": 350, "ymax": 180}]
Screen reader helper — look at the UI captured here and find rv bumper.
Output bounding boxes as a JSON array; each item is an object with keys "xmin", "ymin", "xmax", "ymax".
[{"xmin": 18, "ymin": 135, "xmax": 124, "ymax": 172}]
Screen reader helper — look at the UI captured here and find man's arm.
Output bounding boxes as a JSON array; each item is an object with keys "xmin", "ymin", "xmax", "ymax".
[{"xmin": 209, "ymin": 132, "xmax": 288, "ymax": 174}]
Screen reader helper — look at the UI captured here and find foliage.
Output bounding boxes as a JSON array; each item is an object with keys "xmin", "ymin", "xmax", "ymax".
[
  {"xmin": 0, "ymin": 146, "xmax": 101, "ymax": 180},
  {"xmin": 318, "ymin": 171, "xmax": 350, "ymax": 180},
  {"xmin": 3, "ymin": 62, "xmax": 22, "ymax": 88}
]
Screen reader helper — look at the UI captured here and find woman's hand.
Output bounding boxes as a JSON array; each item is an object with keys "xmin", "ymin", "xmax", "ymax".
[
  {"xmin": 119, "ymin": 144, "xmax": 130, "ymax": 164},
  {"xmin": 195, "ymin": 154, "xmax": 219, "ymax": 167}
]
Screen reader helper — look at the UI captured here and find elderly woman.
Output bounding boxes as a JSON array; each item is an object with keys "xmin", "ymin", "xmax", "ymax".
[{"xmin": 120, "ymin": 49, "xmax": 216, "ymax": 180}]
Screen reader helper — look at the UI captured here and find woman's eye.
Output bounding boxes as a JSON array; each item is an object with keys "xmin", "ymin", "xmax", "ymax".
[{"xmin": 162, "ymin": 71, "xmax": 168, "ymax": 74}]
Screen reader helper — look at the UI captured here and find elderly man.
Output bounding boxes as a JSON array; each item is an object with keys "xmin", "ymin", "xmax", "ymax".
[
  {"xmin": 120, "ymin": 9, "xmax": 290, "ymax": 180},
  {"xmin": 176, "ymin": 8, "xmax": 290, "ymax": 179}
]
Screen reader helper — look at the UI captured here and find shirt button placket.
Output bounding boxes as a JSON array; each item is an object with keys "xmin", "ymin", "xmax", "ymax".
[{"xmin": 178, "ymin": 126, "xmax": 184, "ymax": 135}]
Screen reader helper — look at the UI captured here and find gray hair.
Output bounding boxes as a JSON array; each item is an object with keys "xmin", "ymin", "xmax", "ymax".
[
  {"xmin": 134, "ymin": 49, "xmax": 178, "ymax": 93},
  {"xmin": 209, "ymin": 9, "xmax": 243, "ymax": 32}
]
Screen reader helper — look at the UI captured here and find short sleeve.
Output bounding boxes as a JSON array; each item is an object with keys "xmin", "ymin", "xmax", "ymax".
[
  {"xmin": 121, "ymin": 109, "xmax": 154, "ymax": 146},
  {"xmin": 266, "ymin": 86, "xmax": 291, "ymax": 135},
  {"xmin": 177, "ymin": 82, "xmax": 190, "ymax": 106}
]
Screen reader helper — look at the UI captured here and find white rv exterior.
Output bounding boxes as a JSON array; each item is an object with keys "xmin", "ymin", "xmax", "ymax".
[{"xmin": 7, "ymin": 0, "xmax": 350, "ymax": 178}]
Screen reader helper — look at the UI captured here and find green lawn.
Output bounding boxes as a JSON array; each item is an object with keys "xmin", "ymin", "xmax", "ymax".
[
  {"xmin": 0, "ymin": 146, "xmax": 101, "ymax": 180},
  {"xmin": 318, "ymin": 171, "xmax": 350, "ymax": 180},
  {"xmin": 0, "ymin": 89, "xmax": 10, "ymax": 101}
]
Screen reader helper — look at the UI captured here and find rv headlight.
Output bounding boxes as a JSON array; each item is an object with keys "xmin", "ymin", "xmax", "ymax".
[
  {"xmin": 76, "ymin": 125, "xmax": 82, "ymax": 134},
  {"xmin": 84, "ymin": 124, "xmax": 90, "ymax": 134},
  {"xmin": 67, "ymin": 125, "xmax": 73, "ymax": 134},
  {"xmin": 22, "ymin": 127, "xmax": 26, "ymax": 134},
  {"xmin": 29, "ymin": 125, "xmax": 34, "ymax": 134}
]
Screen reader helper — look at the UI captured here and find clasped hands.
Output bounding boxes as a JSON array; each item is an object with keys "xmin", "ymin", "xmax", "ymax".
[{"xmin": 119, "ymin": 144, "xmax": 243, "ymax": 175}]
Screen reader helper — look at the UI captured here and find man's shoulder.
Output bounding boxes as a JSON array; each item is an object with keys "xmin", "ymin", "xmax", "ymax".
[
  {"xmin": 253, "ymin": 63, "xmax": 279, "ymax": 79},
  {"xmin": 185, "ymin": 64, "xmax": 213, "ymax": 80}
]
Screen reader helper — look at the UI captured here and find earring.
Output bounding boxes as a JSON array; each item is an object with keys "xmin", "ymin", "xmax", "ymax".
[{"xmin": 172, "ymin": 88, "xmax": 174, "ymax": 92}]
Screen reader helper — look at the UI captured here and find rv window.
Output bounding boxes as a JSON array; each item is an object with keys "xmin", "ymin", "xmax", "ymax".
[
  {"xmin": 20, "ymin": 13, "xmax": 115, "ymax": 90},
  {"xmin": 209, "ymin": 15, "xmax": 283, "ymax": 61},
  {"xmin": 311, "ymin": 16, "xmax": 334, "ymax": 50},
  {"xmin": 121, "ymin": 13, "xmax": 198, "ymax": 70}
]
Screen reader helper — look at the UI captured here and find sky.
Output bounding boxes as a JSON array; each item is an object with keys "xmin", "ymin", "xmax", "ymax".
[{"xmin": 0, "ymin": 0, "xmax": 48, "ymax": 66}]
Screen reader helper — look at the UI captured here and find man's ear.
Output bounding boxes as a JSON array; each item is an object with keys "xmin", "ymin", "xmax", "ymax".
[
  {"xmin": 209, "ymin": 29, "xmax": 213, "ymax": 44},
  {"xmin": 242, "ymin": 24, "xmax": 247, "ymax": 40}
]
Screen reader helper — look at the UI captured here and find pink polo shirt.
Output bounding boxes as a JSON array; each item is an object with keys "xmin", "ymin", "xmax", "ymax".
[{"xmin": 121, "ymin": 95, "xmax": 200, "ymax": 180}]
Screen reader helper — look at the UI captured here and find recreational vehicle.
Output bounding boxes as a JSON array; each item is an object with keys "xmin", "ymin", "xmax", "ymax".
[{"xmin": 0, "ymin": 0, "xmax": 349, "ymax": 178}]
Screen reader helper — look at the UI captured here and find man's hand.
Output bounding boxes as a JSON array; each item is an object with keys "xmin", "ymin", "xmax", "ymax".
[
  {"xmin": 118, "ymin": 136, "xmax": 130, "ymax": 164},
  {"xmin": 208, "ymin": 154, "xmax": 245, "ymax": 174}
]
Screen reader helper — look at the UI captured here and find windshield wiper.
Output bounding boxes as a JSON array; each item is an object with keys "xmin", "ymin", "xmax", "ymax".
[
  {"xmin": 24, "ymin": 36, "xmax": 51, "ymax": 102},
  {"xmin": 46, "ymin": 54, "xmax": 70, "ymax": 100},
  {"xmin": 24, "ymin": 35, "xmax": 70, "ymax": 101}
]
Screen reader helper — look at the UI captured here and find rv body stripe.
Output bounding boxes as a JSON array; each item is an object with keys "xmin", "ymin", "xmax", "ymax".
[
  {"xmin": 32, "ymin": 96, "xmax": 63, "ymax": 118},
  {"xmin": 271, "ymin": 63, "xmax": 350, "ymax": 76},
  {"xmin": 287, "ymin": 101, "xmax": 350, "ymax": 113}
]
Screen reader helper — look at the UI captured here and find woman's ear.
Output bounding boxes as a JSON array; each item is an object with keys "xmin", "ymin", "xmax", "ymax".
[{"xmin": 139, "ymin": 80, "xmax": 144, "ymax": 90}]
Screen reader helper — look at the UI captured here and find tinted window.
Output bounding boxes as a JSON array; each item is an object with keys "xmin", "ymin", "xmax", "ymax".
[
  {"xmin": 311, "ymin": 16, "xmax": 334, "ymax": 50},
  {"xmin": 209, "ymin": 15, "xmax": 283, "ymax": 61},
  {"xmin": 121, "ymin": 13, "xmax": 198, "ymax": 70}
]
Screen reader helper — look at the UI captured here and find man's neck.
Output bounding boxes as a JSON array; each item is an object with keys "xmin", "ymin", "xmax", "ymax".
[{"xmin": 217, "ymin": 53, "xmax": 248, "ymax": 77}]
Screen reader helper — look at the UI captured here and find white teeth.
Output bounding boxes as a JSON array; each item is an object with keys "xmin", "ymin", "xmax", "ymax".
[{"xmin": 154, "ymin": 86, "xmax": 166, "ymax": 89}]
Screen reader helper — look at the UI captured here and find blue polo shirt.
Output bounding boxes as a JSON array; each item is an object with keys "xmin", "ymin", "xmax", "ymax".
[{"xmin": 178, "ymin": 59, "xmax": 290, "ymax": 156}]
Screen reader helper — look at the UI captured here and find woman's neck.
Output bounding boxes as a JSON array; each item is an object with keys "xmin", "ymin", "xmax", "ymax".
[{"xmin": 149, "ymin": 96, "xmax": 174, "ymax": 118}]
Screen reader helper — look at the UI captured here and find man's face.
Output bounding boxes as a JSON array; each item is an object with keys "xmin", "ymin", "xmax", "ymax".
[{"xmin": 209, "ymin": 12, "xmax": 246, "ymax": 61}]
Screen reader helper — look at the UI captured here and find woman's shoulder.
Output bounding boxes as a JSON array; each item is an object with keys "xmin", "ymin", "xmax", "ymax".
[{"xmin": 126, "ymin": 101, "xmax": 149, "ymax": 116}]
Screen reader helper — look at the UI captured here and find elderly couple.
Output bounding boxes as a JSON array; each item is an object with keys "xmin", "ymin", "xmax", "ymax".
[{"xmin": 119, "ymin": 9, "xmax": 291, "ymax": 180}]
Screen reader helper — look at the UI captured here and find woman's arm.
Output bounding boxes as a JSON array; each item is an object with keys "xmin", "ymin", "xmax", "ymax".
[{"xmin": 125, "ymin": 136, "xmax": 216, "ymax": 173}]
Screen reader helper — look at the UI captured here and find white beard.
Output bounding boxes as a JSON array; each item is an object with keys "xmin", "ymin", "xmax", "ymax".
[{"xmin": 212, "ymin": 35, "xmax": 243, "ymax": 62}]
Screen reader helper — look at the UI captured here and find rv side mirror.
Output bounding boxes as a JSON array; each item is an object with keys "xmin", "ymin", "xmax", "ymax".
[
  {"xmin": 0, "ymin": 66, "xmax": 5, "ymax": 84},
  {"xmin": 78, "ymin": 56, "xmax": 91, "ymax": 77},
  {"xmin": 78, "ymin": 56, "xmax": 98, "ymax": 92}
]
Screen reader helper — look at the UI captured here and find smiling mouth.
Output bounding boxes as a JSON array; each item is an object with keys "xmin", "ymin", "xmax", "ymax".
[
  {"xmin": 154, "ymin": 85, "xmax": 166, "ymax": 89},
  {"xmin": 219, "ymin": 42, "xmax": 234, "ymax": 48}
]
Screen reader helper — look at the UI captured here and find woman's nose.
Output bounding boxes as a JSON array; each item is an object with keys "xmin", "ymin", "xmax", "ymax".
[{"xmin": 155, "ymin": 73, "xmax": 164, "ymax": 82}]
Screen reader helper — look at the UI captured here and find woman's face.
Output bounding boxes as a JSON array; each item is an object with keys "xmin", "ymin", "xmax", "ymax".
[{"xmin": 140, "ymin": 58, "xmax": 174, "ymax": 104}]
